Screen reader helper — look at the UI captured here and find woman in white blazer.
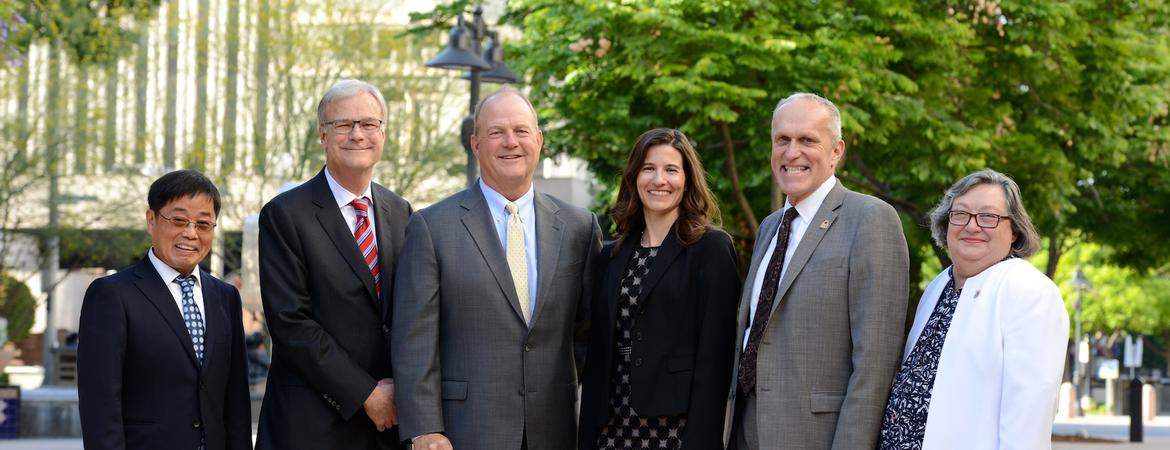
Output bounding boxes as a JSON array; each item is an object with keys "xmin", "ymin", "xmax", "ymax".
[{"xmin": 879, "ymin": 169, "xmax": 1070, "ymax": 450}]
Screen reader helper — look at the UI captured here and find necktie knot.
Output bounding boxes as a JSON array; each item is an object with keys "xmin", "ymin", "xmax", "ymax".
[
  {"xmin": 782, "ymin": 206, "xmax": 798, "ymax": 225},
  {"xmin": 352, "ymin": 197, "xmax": 370, "ymax": 215},
  {"xmin": 505, "ymin": 202, "xmax": 519, "ymax": 216},
  {"xmin": 174, "ymin": 274, "xmax": 195, "ymax": 290}
]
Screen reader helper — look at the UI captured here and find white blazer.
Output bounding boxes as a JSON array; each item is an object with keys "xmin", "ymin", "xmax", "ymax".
[{"xmin": 906, "ymin": 258, "xmax": 1069, "ymax": 450}]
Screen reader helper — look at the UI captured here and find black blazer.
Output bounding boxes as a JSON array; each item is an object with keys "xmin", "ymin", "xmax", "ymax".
[
  {"xmin": 78, "ymin": 258, "xmax": 251, "ymax": 450},
  {"xmin": 579, "ymin": 227, "xmax": 740, "ymax": 450},
  {"xmin": 255, "ymin": 169, "xmax": 411, "ymax": 450}
]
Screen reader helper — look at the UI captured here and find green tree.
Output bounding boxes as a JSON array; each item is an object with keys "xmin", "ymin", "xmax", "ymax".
[
  {"xmin": 0, "ymin": 272, "xmax": 37, "ymax": 344},
  {"xmin": 409, "ymin": 0, "xmax": 1170, "ymax": 290}
]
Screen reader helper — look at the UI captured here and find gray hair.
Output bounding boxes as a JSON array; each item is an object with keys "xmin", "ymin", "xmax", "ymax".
[
  {"xmin": 773, "ymin": 92, "xmax": 842, "ymax": 143},
  {"xmin": 317, "ymin": 79, "xmax": 388, "ymax": 128},
  {"xmin": 473, "ymin": 86, "xmax": 540, "ymax": 134},
  {"xmin": 928, "ymin": 169, "xmax": 1042, "ymax": 258}
]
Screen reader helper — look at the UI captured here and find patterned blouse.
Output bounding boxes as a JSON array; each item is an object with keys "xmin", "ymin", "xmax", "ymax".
[{"xmin": 878, "ymin": 268, "xmax": 962, "ymax": 450}]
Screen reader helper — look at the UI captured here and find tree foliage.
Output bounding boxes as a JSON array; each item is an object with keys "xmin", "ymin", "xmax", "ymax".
[
  {"xmin": 0, "ymin": 271, "xmax": 36, "ymax": 344},
  {"xmin": 6, "ymin": 0, "xmax": 163, "ymax": 66},
  {"xmin": 477, "ymin": 0, "xmax": 1170, "ymax": 277}
]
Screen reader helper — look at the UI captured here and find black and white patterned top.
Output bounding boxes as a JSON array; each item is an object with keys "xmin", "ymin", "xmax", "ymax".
[
  {"xmin": 878, "ymin": 268, "xmax": 961, "ymax": 450},
  {"xmin": 597, "ymin": 245, "xmax": 688, "ymax": 450}
]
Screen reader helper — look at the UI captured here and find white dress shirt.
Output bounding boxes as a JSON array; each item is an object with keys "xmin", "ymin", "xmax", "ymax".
[
  {"xmin": 743, "ymin": 176, "xmax": 838, "ymax": 350},
  {"xmin": 480, "ymin": 179, "xmax": 538, "ymax": 313},
  {"xmin": 324, "ymin": 166, "xmax": 377, "ymax": 241},
  {"xmin": 147, "ymin": 249, "xmax": 206, "ymax": 329}
]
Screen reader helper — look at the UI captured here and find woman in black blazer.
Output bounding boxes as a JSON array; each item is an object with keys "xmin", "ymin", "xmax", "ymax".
[{"xmin": 580, "ymin": 128, "xmax": 741, "ymax": 450}]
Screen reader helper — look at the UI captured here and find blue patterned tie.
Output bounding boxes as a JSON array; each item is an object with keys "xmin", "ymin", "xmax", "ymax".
[{"xmin": 175, "ymin": 275, "xmax": 205, "ymax": 365}]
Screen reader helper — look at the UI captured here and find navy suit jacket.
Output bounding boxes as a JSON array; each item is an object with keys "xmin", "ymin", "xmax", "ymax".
[{"xmin": 78, "ymin": 257, "xmax": 251, "ymax": 450}]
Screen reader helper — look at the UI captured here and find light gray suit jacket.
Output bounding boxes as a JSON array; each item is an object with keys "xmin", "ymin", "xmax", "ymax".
[
  {"xmin": 391, "ymin": 182, "xmax": 601, "ymax": 450},
  {"xmin": 728, "ymin": 181, "xmax": 909, "ymax": 450}
]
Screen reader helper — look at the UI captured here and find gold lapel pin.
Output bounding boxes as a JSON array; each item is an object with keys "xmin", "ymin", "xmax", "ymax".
[{"xmin": 819, "ymin": 219, "xmax": 832, "ymax": 229}]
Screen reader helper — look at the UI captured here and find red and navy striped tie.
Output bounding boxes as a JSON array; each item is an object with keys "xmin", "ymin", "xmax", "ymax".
[{"xmin": 351, "ymin": 197, "xmax": 380, "ymax": 298}]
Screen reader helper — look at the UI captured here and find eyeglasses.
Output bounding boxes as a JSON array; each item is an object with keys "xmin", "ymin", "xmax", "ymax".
[
  {"xmin": 948, "ymin": 210, "xmax": 1010, "ymax": 228},
  {"xmin": 323, "ymin": 118, "xmax": 384, "ymax": 134},
  {"xmin": 157, "ymin": 211, "xmax": 217, "ymax": 232}
]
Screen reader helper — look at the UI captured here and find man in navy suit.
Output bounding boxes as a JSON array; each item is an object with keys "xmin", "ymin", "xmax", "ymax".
[{"xmin": 78, "ymin": 169, "xmax": 251, "ymax": 450}]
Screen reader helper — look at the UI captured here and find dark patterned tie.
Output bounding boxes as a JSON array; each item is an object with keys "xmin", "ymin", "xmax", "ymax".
[
  {"xmin": 352, "ymin": 197, "xmax": 381, "ymax": 298},
  {"xmin": 738, "ymin": 207, "xmax": 799, "ymax": 393},
  {"xmin": 174, "ymin": 275, "xmax": 205, "ymax": 365}
]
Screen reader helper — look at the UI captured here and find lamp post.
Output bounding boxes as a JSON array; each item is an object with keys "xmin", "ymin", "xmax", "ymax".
[
  {"xmin": 424, "ymin": 4, "xmax": 518, "ymax": 187},
  {"xmin": 1072, "ymin": 265, "xmax": 1092, "ymax": 416}
]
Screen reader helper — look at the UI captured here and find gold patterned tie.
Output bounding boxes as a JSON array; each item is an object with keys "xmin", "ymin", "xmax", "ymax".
[{"xmin": 505, "ymin": 202, "xmax": 531, "ymax": 323}]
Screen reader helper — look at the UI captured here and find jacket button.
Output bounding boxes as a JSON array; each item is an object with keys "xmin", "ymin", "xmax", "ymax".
[
  {"xmin": 635, "ymin": 332, "xmax": 643, "ymax": 341},
  {"xmin": 192, "ymin": 420, "xmax": 202, "ymax": 429},
  {"xmin": 518, "ymin": 389, "xmax": 525, "ymax": 396},
  {"xmin": 634, "ymin": 357, "xmax": 642, "ymax": 367},
  {"xmin": 524, "ymin": 344, "xmax": 531, "ymax": 352},
  {"xmin": 382, "ymin": 325, "xmax": 390, "ymax": 334}
]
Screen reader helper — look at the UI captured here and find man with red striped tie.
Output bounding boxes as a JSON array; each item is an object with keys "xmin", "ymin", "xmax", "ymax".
[{"xmin": 256, "ymin": 79, "xmax": 412, "ymax": 450}]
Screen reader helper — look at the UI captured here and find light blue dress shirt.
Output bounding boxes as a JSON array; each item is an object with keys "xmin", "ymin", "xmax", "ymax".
[{"xmin": 479, "ymin": 179, "xmax": 539, "ymax": 314}]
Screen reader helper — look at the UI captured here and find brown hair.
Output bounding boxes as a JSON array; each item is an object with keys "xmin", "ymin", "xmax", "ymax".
[{"xmin": 611, "ymin": 128, "xmax": 722, "ymax": 253}]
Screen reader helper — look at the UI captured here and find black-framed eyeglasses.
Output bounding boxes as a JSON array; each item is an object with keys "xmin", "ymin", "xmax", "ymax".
[
  {"xmin": 157, "ymin": 211, "xmax": 216, "ymax": 232},
  {"xmin": 323, "ymin": 118, "xmax": 384, "ymax": 134},
  {"xmin": 948, "ymin": 210, "xmax": 1010, "ymax": 228}
]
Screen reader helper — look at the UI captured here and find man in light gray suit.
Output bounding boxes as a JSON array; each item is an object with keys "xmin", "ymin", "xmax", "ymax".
[
  {"xmin": 727, "ymin": 93, "xmax": 910, "ymax": 450},
  {"xmin": 392, "ymin": 87, "xmax": 601, "ymax": 450}
]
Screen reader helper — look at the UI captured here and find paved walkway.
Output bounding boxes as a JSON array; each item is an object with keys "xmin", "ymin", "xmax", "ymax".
[
  {"xmin": 1054, "ymin": 415, "xmax": 1170, "ymax": 449},
  {"xmin": 0, "ymin": 417, "xmax": 1166, "ymax": 449}
]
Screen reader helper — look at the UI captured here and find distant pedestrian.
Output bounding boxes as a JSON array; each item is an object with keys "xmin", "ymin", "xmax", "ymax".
[{"xmin": 878, "ymin": 169, "xmax": 1069, "ymax": 450}]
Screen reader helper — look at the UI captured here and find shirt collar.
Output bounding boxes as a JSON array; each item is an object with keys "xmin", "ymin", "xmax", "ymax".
[
  {"xmin": 147, "ymin": 248, "xmax": 202, "ymax": 285},
  {"xmin": 479, "ymin": 179, "xmax": 535, "ymax": 220},
  {"xmin": 324, "ymin": 165, "xmax": 373, "ymax": 208},
  {"xmin": 784, "ymin": 175, "xmax": 837, "ymax": 220}
]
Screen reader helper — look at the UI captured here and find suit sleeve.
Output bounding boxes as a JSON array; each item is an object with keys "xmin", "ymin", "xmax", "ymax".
[
  {"xmin": 222, "ymin": 285, "xmax": 253, "ymax": 450},
  {"xmin": 575, "ymin": 214, "xmax": 604, "ymax": 378},
  {"xmin": 684, "ymin": 232, "xmax": 741, "ymax": 449},
  {"xmin": 390, "ymin": 213, "xmax": 445, "ymax": 440},
  {"xmin": 77, "ymin": 278, "xmax": 127, "ymax": 450},
  {"xmin": 259, "ymin": 200, "xmax": 377, "ymax": 419},
  {"xmin": 832, "ymin": 202, "xmax": 909, "ymax": 450},
  {"xmin": 998, "ymin": 274, "xmax": 1069, "ymax": 450}
]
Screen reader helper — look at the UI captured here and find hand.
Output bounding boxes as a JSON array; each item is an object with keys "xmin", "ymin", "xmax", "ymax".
[
  {"xmin": 363, "ymin": 378, "xmax": 398, "ymax": 431},
  {"xmin": 413, "ymin": 433, "xmax": 453, "ymax": 450}
]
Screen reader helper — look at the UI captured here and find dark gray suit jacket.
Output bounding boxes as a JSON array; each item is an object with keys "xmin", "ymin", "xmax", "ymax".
[
  {"xmin": 256, "ymin": 169, "xmax": 411, "ymax": 450},
  {"xmin": 728, "ymin": 181, "xmax": 909, "ymax": 450},
  {"xmin": 392, "ymin": 182, "xmax": 601, "ymax": 450}
]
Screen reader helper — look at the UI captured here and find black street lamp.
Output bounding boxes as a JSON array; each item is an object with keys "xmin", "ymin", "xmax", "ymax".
[{"xmin": 425, "ymin": 5, "xmax": 517, "ymax": 187}]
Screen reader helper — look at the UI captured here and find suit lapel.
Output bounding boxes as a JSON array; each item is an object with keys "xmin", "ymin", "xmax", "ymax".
[
  {"xmin": 770, "ymin": 182, "xmax": 846, "ymax": 316},
  {"xmin": 737, "ymin": 212, "xmax": 782, "ymax": 343},
  {"xmin": 371, "ymin": 186, "xmax": 399, "ymax": 319},
  {"xmin": 606, "ymin": 239, "xmax": 639, "ymax": 327},
  {"xmin": 530, "ymin": 193, "xmax": 564, "ymax": 324},
  {"xmin": 460, "ymin": 184, "xmax": 527, "ymax": 321},
  {"xmin": 310, "ymin": 170, "xmax": 379, "ymax": 305},
  {"xmin": 634, "ymin": 227, "xmax": 683, "ymax": 310},
  {"xmin": 131, "ymin": 260, "xmax": 200, "ymax": 367},
  {"xmin": 198, "ymin": 271, "xmax": 227, "ymax": 371}
]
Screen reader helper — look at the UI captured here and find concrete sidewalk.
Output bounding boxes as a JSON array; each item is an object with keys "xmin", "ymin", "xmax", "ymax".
[{"xmin": 1054, "ymin": 415, "xmax": 1170, "ymax": 449}]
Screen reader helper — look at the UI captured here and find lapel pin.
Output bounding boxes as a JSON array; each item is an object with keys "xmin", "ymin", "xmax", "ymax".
[{"xmin": 819, "ymin": 219, "xmax": 832, "ymax": 229}]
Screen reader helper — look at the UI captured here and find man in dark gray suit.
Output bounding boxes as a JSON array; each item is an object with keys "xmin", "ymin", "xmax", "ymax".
[
  {"xmin": 392, "ymin": 87, "xmax": 601, "ymax": 450},
  {"xmin": 727, "ymin": 93, "xmax": 910, "ymax": 450},
  {"xmin": 256, "ymin": 79, "xmax": 411, "ymax": 449}
]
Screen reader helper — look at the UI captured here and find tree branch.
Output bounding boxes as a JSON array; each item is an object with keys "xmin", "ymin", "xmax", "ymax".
[{"xmin": 716, "ymin": 120, "xmax": 759, "ymax": 235}]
